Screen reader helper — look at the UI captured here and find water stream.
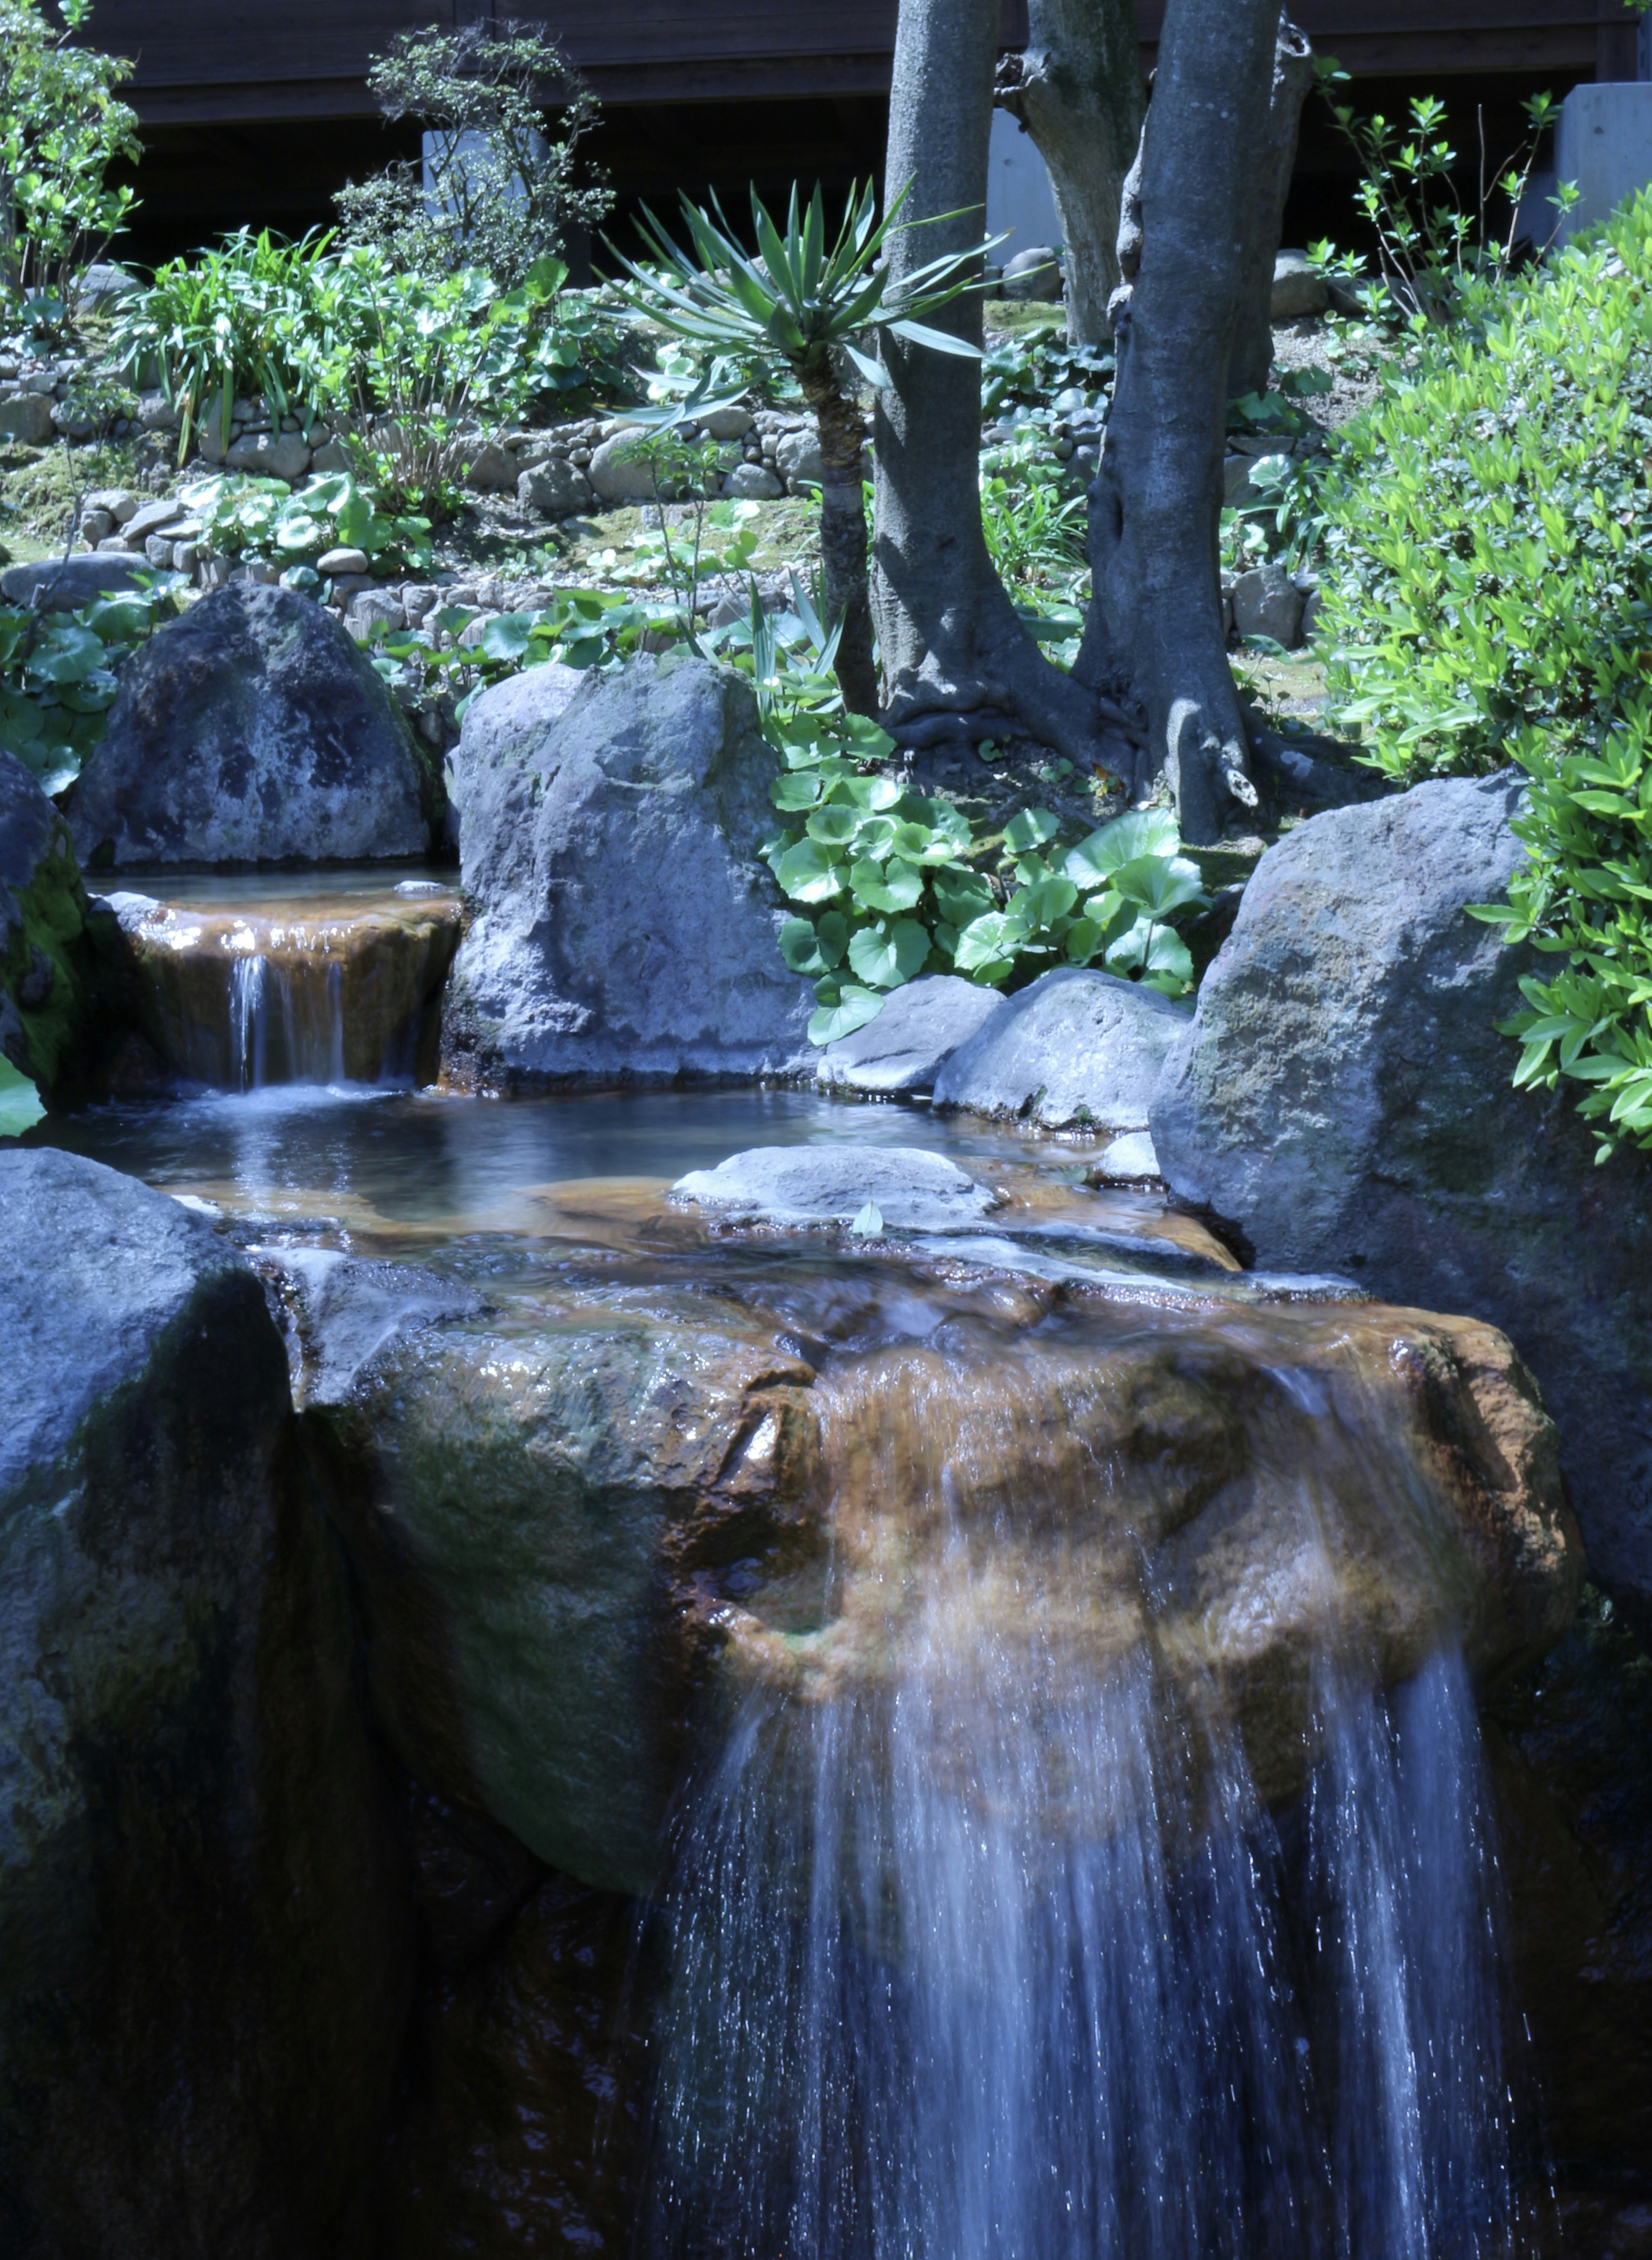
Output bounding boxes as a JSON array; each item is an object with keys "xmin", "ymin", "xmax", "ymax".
[{"xmin": 31, "ymin": 950, "xmax": 1563, "ymax": 2253}]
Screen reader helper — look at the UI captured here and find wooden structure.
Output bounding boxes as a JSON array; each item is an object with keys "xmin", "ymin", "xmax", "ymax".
[{"xmin": 94, "ymin": 1, "xmax": 1643, "ymax": 127}]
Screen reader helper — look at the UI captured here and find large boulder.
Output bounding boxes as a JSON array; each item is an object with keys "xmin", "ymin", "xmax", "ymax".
[
  {"xmin": 0, "ymin": 556, "xmax": 148, "ymax": 611},
  {"xmin": 294, "ymin": 1204, "xmax": 1578, "ymax": 1902},
  {"xmin": 934, "ymin": 965, "xmax": 1189, "ymax": 1131},
  {"xmin": 444, "ymin": 657, "xmax": 813, "ymax": 1087},
  {"xmin": 0, "ymin": 748, "xmax": 98, "ymax": 1103},
  {"xmin": 64, "ymin": 582, "xmax": 444, "ymax": 868},
  {"xmin": 1150, "ymin": 772, "xmax": 1652, "ymax": 1630},
  {"xmin": 0, "ymin": 1151, "xmax": 410, "ymax": 2254}
]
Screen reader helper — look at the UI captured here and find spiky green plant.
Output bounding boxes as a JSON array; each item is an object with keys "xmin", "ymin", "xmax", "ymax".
[{"xmin": 612, "ymin": 180, "xmax": 992, "ymax": 716}]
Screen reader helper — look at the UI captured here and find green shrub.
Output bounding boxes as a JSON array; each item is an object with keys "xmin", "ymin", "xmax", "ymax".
[
  {"xmin": 112, "ymin": 228, "xmax": 335, "ymax": 460},
  {"xmin": 1317, "ymin": 197, "xmax": 1652, "ymax": 783},
  {"xmin": 0, "ymin": 576, "xmax": 178, "ymax": 793},
  {"xmin": 181, "ymin": 471, "xmax": 433, "ymax": 576},
  {"xmin": 334, "ymin": 22, "xmax": 610, "ymax": 290},
  {"xmin": 0, "ymin": 0, "xmax": 139, "ymax": 317},
  {"xmin": 1316, "ymin": 191, "xmax": 1652, "ymax": 1158}
]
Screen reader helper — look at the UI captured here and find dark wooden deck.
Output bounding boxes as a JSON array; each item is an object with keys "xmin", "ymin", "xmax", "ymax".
[{"xmin": 94, "ymin": 0, "xmax": 1642, "ymax": 126}]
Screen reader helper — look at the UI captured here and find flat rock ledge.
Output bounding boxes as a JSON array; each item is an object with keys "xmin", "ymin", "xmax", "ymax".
[{"xmin": 672, "ymin": 1145, "xmax": 1001, "ymax": 1234}]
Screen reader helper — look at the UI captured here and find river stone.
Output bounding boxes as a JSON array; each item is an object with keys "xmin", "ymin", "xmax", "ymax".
[
  {"xmin": 817, "ymin": 974, "xmax": 1007, "ymax": 1095},
  {"xmin": 444, "ymin": 656, "xmax": 813, "ymax": 1087},
  {"xmin": 672, "ymin": 1143, "xmax": 1000, "ymax": 1232},
  {"xmin": 463, "ymin": 440, "xmax": 518, "ymax": 494},
  {"xmin": 0, "ymin": 393, "xmax": 53, "ymax": 446},
  {"xmin": 0, "ymin": 1150, "xmax": 410, "ymax": 2255},
  {"xmin": 0, "ymin": 554, "xmax": 148, "ymax": 610},
  {"xmin": 1150, "ymin": 772, "xmax": 1652, "ymax": 1634},
  {"xmin": 1271, "ymin": 248, "xmax": 1330, "ymax": 319},
  {"xmin": 587, "ymin": 432, "xmax": 659, "ymax": 503},
  {"xmin": 934, "ymin": 965, "xmax": 1189, "ymax": 1132},
  {"xmin": 224, "ymin": 428, "xmax": 310, "ymax": 482},
  {"xmin": 1002, "ymin": 246, "xmax": 1063, "ymax": 303},
  {"xmin": 64, "ymin": 582, "xmax": 444, "ymax": 868},
  {"xmin": 0, "ymin": 747, "xmax": 96, "ymax": 1102},
  {"xmin": 518, "ymin": 457, "xmax": 595, "ymax": 516}
]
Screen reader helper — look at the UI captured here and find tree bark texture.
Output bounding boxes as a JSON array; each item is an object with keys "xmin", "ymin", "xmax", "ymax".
[
  {"xmin": 800, "ymin": 364, "xmax": 879, "ymax": 716},
  {"xmin": 1227, "ymin": 12, "xmax": 1315, "ymax": 398},
  {"xmin": 874, "ymin": 0, "xmax": 1112, "ymax": 767},
  {"xmin": 1076, "ymin": 0, "xmax": 1285, "ymax": 842},
  {"xmin": 994, "ymin": 0, "xmax": 1147, "ymax": 350}
]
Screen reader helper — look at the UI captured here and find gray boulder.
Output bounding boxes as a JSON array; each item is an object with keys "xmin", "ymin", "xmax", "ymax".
[
  {"xmin": 935, "ymin": 965, "xmax": 1190, "ymax": 1131},
  {"xmin": 672, "ymin": 1143, "xmax": 1000, "ymax": 1232},
  {"xmin": 1150, "ymin": 772, "xmax": 1652, "ymax": 1632},
  {"xmin": 224, "ymin": 429, "xmax": 311, "ymax": 482},
  {"xmin": 1271, "ymin": 249, "xmax": 1330, "ymax": 320},
  {"xmin": 0, "ymin": 1150, "xmax": 408, "ymax": 2255},
  {"xmin": 518, "ymin": 457, "xmax": 595, "ymax": 516},
  {"xmin": 0, "ymin": 394, "xmax": 53, "ymax": 446},
  {"xmin": 817, "ymin": 973, "xmax": 1006, "ymax": 1094},
  {"xmin": 1002, "ymin": 246, "xmax": 1064, "ymax": 303},
  {"xmin": 1231, "ymin": 562, "xmax": 1306, "ymax": 647},
  {"xmin": 65, "ymin": 582, "xmax": 444, "ymax": 868},
  {"xmin": 444, "ymin": 656, "xmax": 813, "ymax": 1087},
  {"xmin": 587, "ymin": 431, "xmax": 658, "ymax": 504},
  {"xmin": 722, "ymin": 461, "xmax": 785, "ymax": 501},
  {"xmin": 0, "ymin": 554, "xmax": 148, "ymax": 610},
  {"xmin": 0, "ymin": 747, "xmax": 98, "ymax": 1102}
]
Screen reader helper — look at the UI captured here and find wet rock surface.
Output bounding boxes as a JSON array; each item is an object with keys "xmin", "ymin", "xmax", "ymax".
[
  {"xmin": 935, "ymin": 965, "xmax": 1190, "ymax": 1131},
  {"xmin": 1150, "ymin": 773, "xmax": 1652, "ymax": 1636},
  {"xmin": 64, "ymin": 582, "xmax": 444, "ymax": 868},
  {"xmin": 672, "ymin": 1143, "xmax": 1002, "ymax": 1233},
  {"xmin": 0, "ymin": 1150, "xmax": 410, "ymax": 2257},
  {"xmin": 444, "ymin": 657, "xmax": 813, "ymax": 1088},
  {"xmin": 297, "ymin": 1187, "xmax": 1579, "ymax": 1906}
]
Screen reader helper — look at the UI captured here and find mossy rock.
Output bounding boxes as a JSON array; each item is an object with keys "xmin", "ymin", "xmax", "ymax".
[{"xmin": 0, "ymin": 745, "xmax": 95, "ymax": 1101}]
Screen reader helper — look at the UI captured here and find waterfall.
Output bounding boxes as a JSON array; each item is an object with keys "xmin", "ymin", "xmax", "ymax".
[
  {"xmin": 228, "ymin": 953, "xmax": 269, "ymax": 1090},
  {"xmin": 111, "ymin": 892, "xmax": 462, "ymax": 1090},
  {"xmin": 643, "ymin": 1327, "xmax": 1543, "ymax": 2260}
]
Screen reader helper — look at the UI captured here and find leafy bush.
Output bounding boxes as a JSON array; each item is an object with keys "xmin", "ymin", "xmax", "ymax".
[
  {"xmin": 335, "ymin": 22, "xmax": 610, "ymax": 290},
  {"xmin": 0, "ymin": 575, "xmax": 178, "ymax": 793},
  {"xmin": 1470, "ymin": 702, "xmax": 1652, "ymax": 1162},
  {"xmin": 0, "ymin": 0, "xmax": 139, "ymax": 316},
  {"xmin": 1312, "ymin": 70, "xmax": 1569, "ymax": 326},
  {"xmin": 115, "ymin": 235, "xmax": 634, "ymax": 504},
  {"xmin": 1317, "ymin": 199, "xmax": 1652, "ymax": 784},
  {"xmin": 112, "ymin": 228, "xmax": 335, "ymax": 460},
  {"xmin": 760, "ymin": 698, "xmax": 1208, "ymax": 1046},
  {"xmin": 182, "ymin": 471, "xmax": 433, "ymax": 575},
  {"xmin": 1315, "ymin": 192, "xmax": 1652, "ymax": 1157}
]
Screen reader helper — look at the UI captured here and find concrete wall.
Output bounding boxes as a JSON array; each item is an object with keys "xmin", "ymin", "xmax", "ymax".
[{"xmin": 1554, "ymin": 81, "xmax": 1652, "ymax": 238}]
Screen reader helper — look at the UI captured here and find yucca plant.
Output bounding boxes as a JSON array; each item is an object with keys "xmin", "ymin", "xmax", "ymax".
[{"xmin": 612, "ymin": 180, "xmax": 992, "ymax": 717}]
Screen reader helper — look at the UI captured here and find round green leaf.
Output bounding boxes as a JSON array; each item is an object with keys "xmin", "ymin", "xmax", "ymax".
[
  {"xmin": 1064, "ymin": 808, "xmax": 1180, "ymax": 890},
  {"xmin": 847, "ymin": 917, "xmax": 931, "ymax": 990},
  {"xmin": 1108, "ymin": 852, "xmax": 1206, "ymax": 918},
  {"xmin": 780, "ymin": 917, "xmax": 830, "ymax": 976},
  {"xmin": 1002, "ymin": 807, "xmax": 1060, "ymax": 855},
  {"xmin": 953, "ymin": 911, "xmax": 1016, "ymax": 982},
  {"xmin": 775, "ymin": 837, "xmax": 849, "ymax": 903},
  {"xmin": 771, "ymin": 773, "xmax": 823, "ymax": 812},
  {"xmin": 849, "ymin": 857, "xmax": 923, "ymax": 914},
  {"xmin": 806, "ymin": 805, "xmax": 863, "ymax": 848},
  {"xmin": 808, "ymin": 985, "xmax": 885, "ymax": 1047}
]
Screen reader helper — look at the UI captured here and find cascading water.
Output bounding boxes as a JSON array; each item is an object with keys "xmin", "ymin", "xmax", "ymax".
[
  {"xmin": 103, "ymin": 882, "xmax": 462, "ymax": 1088},
  {"xmin": 644, "ymin": 1319, "xmax": 1547, "ymax": 2260}
]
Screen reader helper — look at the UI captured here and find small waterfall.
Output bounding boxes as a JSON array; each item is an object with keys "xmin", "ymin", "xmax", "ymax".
[
  {"xmin": 643, "ymin": 1327, "xmax": 1544, "ymax": 2259},
  {"xmin": 228, "ymin": 953, "xmax": 269, "ymax": 1089},
  {"xmin": 109, "ymin": 890, "xmax": 462, "ymax": 1090}
]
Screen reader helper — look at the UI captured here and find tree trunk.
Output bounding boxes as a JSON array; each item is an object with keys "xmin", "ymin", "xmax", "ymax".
[
  {"xmin": 1227, "ymin": 11, "xmax": 1315, "ymax": 398},
  {"xmin": 874, "ymin": 0, "xmax": 1115, "ymax": 768},
  {"xmin": 800, "ymin": 364, "xmax": 879, "ymax": 716},
  {"xmin": 994, "ymin": 0, "xmax": 1147, "ymax": 351},
  {"xmin": 1076, "ymin": 0, "xmax": 1283, "ymax": 842}
]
